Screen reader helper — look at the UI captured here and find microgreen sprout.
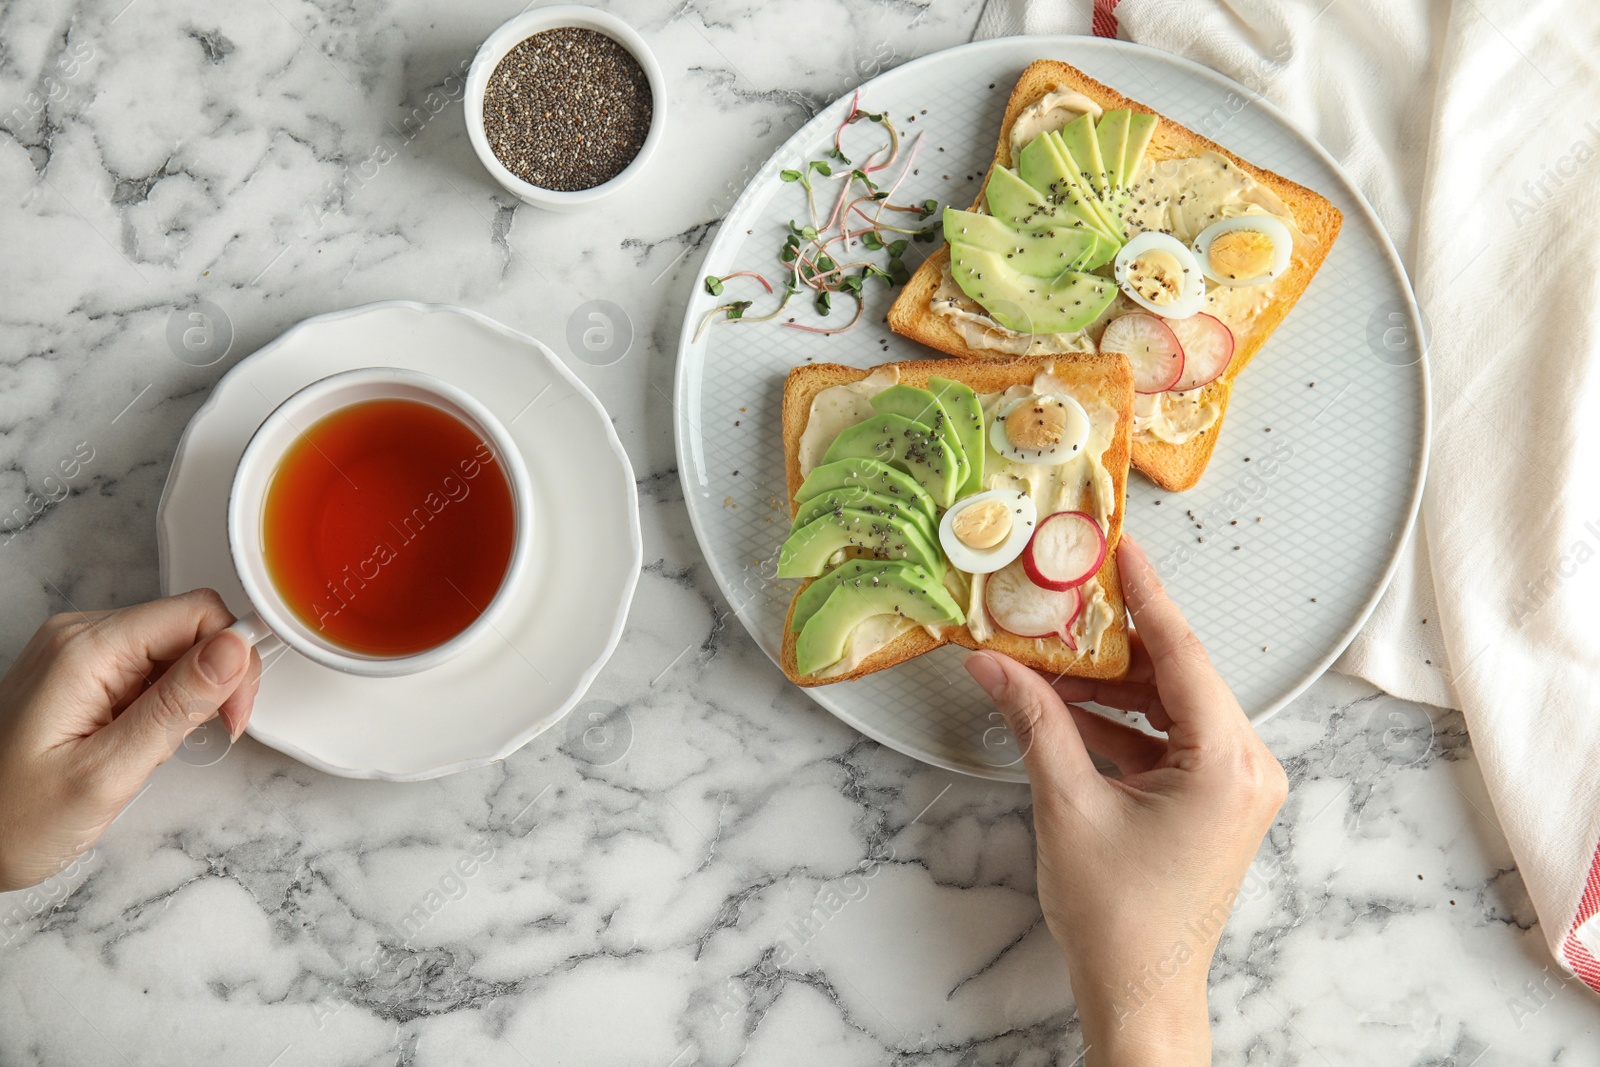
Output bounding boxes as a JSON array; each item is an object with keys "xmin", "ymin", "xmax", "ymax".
[{"xmin": 697, "ymin": 94, "xmax": 942, "ymax": 341}]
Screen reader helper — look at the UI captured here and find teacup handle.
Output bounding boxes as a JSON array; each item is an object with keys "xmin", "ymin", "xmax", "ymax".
[{"xmin": 226, "ymin": 611, "xmax": 278, "ymax": 649}]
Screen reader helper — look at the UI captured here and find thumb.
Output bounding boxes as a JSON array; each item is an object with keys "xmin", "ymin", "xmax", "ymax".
[
  {"xmin": 97, "ymin": 629, "xmax": 252, "ymax": 769},
  {"xmin": 964, "ymin": 652, "xmax": 1096, "ymax": 786}
]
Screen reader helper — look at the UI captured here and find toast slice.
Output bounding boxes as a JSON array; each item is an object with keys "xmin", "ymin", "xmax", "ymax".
[
  {"xmin": 779, "ymin": 353, "xmax": 1133, "ymax": 686},
  {"xmin": 888, "ymin": 59, "xmax": 1343, "ymax": 492}
]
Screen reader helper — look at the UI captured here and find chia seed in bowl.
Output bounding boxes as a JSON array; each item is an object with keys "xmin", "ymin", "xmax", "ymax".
[{"xmin": 481, "ymin": 27, "xmax": 653, "ymax": 193}]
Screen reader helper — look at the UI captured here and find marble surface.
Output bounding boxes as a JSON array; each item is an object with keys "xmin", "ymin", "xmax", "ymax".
[{"xmin": 0, "ymin": 0, "xmax": 1596, "ymax": 1063}]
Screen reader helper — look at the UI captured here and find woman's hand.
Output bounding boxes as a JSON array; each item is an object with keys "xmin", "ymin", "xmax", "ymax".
[
  {"xmin": 964, "ymin": 536, "xmax": 1287, "ymax": 1066},
  {"xmin": 0, "ymin": 589, "xmax": 261, "ymax": 891}
]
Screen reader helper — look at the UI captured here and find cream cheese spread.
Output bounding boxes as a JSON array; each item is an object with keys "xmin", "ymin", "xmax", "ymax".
[
  {"xmin": 1122, "ymin": 152, "xmax": 1301, "ymax": 246},
  {"xmin": 1133, "ymin": 388, "xmax": 1220, "ymax": 445},
  {"xmin": 816, "ymin": 614, "xmax": 915, "ymax": 679},
  {"xmin": 1007, "ymin": 87, "xmax": 1104, "ymax": 161},
  {"xmin": 796, "ymin": 366, "xmax": 899, "ymax": 478}
]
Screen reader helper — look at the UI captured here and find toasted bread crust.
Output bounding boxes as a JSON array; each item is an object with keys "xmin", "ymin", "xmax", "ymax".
[
  {"xmin": 887, "ymin": 59, "xmax": 1343, "ymax": 492},
  {"xmin": 780, "ymin": 354, "xmax": 1132, "ymax": 686}
]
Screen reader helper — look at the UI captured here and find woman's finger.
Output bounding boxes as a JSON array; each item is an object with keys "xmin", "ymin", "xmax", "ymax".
[
  {"xmin": 91, "ymin": 589, "xmax": 237, "ymax": 673},
  {"xmin": 1123, "ymin": 629, "xmax": 1157, "ymax": 684},
  {"xmin": 216, "ymin": 648, "xmax": 262, "ymax": 741},
  {"xmin": 1047, "ymin": 674, "xmax": 1168, "ymax": 722},
  {"xmin": 1066, "ymin": 705, "xmax": 1168, "ymax": 774},
  {"xmin": 92, "ymin": 629, "xmax": 252, "ymax": 772},
  {"xmin": 1116, "ymin": 537, "xmax": 1243, "ymax": 732},
  {"xmin": 964, "ymin": 651, "xmax": 1098, "ymax": 788}
]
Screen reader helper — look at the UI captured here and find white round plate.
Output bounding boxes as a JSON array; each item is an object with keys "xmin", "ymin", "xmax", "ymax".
[
  {"xmin": 159, "ymin": 302, "xmax": 641, "ymax": 780},
  {"xmin": 673, "ymin": 38, "xmax": 1428, "ymax": 782}
]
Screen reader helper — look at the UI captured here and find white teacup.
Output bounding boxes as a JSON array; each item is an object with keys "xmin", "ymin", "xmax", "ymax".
[{"xmin": 225, "ymin": 367, "xmax": 534, "ymax": 676}]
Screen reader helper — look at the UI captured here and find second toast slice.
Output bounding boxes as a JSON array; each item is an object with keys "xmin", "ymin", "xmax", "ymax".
[{"xmin": 888, "ymin": 59, "xmax": 1342, "ymax": 491}]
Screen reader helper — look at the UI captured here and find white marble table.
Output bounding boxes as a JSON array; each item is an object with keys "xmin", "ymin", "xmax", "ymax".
[{"xmin": 1, "ymin": 1, "xmax": 1595, "ymax": 1063}]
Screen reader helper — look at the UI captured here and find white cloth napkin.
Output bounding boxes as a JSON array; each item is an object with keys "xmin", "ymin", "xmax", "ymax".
[{"xmin": 975, "ymin": 0, "xmax": 1600, "ymax": 993}]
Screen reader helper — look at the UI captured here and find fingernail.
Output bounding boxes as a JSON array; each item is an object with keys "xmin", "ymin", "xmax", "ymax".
[
  {"xmin": 963, "ymin": 652, "xmax": 1008, "ymax": 699},
  {"xmin": 198, "ymin": 632, "xmax": 248, "ymax": 685},
  {"xmin": 219, "ymin": 707, "xmax": 246, "ymax": 743}
]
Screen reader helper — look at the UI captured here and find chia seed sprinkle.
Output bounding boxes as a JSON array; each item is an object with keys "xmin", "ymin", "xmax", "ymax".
[{"xmin": 482, "ymin": 27, "xmax": 652, "ymax": 192}]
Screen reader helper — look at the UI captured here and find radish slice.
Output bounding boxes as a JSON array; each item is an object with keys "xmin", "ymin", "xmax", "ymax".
[
  {"xmin": 1166, "ymin": 314, "xmax": 1235, "ymax": 391},
  {"xmin": 1023, "ymin": 511, "xmax": 1107, "ymax": 591},
  {"xmin": 985, "ymin": 560, "xmax": 1083, "ymax": 648},
  {"xmin": 1100, "ymin": 313, "xmax": 1184, "ymax": 394}
]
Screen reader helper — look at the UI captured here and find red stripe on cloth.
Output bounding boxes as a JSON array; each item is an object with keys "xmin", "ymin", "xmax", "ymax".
[
  {"xmin": 1560, "ymin": 837, "xmax": 1600, "ymax": 992},
  {"xmin": 1092, "ymin": 0, "xmax": 1121, "ymax": 37}
]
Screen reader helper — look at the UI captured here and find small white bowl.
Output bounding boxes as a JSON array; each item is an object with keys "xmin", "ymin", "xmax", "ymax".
[{"xmin": 465, "ymin": 6, "xmax": 665, "ymax": 212}]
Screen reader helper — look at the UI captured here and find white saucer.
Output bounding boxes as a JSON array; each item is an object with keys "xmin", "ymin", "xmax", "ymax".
[{"xmin": 158, "ymin": 302, "xmax": 641, "ymax": 780}]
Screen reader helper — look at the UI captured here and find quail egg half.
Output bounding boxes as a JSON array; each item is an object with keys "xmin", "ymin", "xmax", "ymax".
[
  {"xmin": 1192, "ymin": 214, "xmax": 1293, "ymax": 287},
  {"xmin": 989, "ymin": 393, "xmax": 1091, "ymax": 465},
  {"xmin": 938, "ymin": 489, "xmax": 1038, "ymax": 574},
  {"xmin": 1113, "ymin": 231, "xmax": 1207, "ymax": 319}
]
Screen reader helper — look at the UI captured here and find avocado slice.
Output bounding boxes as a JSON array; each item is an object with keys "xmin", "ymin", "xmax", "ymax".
[
  {"xmin": 928, "ymin": 376, "xmax": 985, "ymax": 499},
  {"xmin": 1017, "ymin": 131, "xmax": 1121, "ymax": 241},
  {"xmin": 789, "ymin": 558, "xmax": 901, "ymax": 636},
  {"xmin": 1124, "ymin": 113, "xmax": 1158, "ymax": 186},
  {"xmin": 795, "ymin": 564, "xmax": 964, "ymax": 676},
  {"xmin": 942, "ymin": 208, "xmax": 1114, "ymax": 273},
  {"xmin": 1096, "ymin": 109, "xmax": 1132, "ymax": 191},
  {"xmin": 984, "ymin": 165, "xmax": 1048, "ymax": 229},
  {"xmin": 795, "ymin": 458, "xmax": 936, "ymax": 522},
  {"xmin": 870, "ymin": 384, "xmax": 968, "ymax": 487},
  {"xmin": 1047, "ymin": 130, "xmax": 1123, "ymax": 239},
  {"xmin": 777, "ymin": 507, "xmax": 943, "ymax": 578},
  {"xmin": 948, "ymin": 244, "xmax": 1118, "ymax": 334},
  {"xmin": 1014, "ymin": 133, "xmax": 1063, "ymax": 205},
  {"xmin": 1056, "ymin": 113, "xmax": 1110, "ymax": 197},
  {"xmin": 1007, "ymin": 140, "xmax": 1118, "ymax": 243},
  {"xmin": 792, "ymin": 486, "xmax": 938, "ymax": 547},
  {"xmin": 821, "ymin": 414, "xmax": 962, "ymax": 509}
]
